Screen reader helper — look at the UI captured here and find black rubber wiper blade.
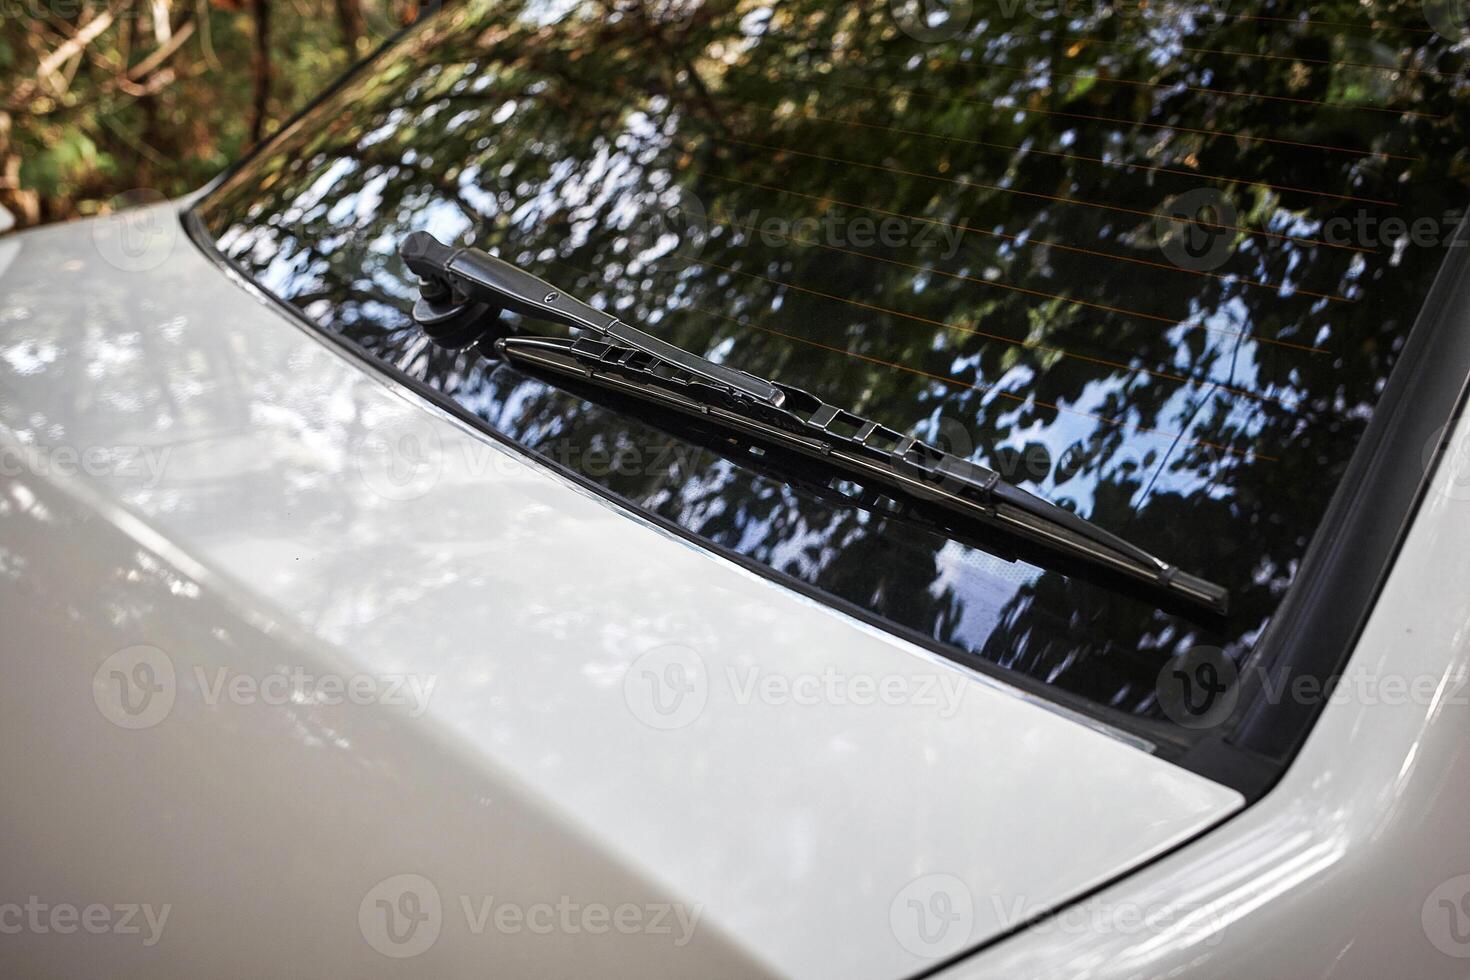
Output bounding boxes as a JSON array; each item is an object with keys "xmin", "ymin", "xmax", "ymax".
[
  {"xmin": 498, "ymin": 333, "xmax": 1231, "ymax": 616},
  {"xmin": 398, "ymin": 233, "xmax": 1230, "ymax": 616}
]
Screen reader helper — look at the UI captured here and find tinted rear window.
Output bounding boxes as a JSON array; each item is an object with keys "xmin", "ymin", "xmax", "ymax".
[{"xmin": 194, "ymin": 0, "xmax": 1470, "ymax": 785}]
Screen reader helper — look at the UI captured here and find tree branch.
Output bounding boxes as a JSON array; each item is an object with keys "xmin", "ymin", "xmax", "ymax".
[
  {"xmin": 334, "ymin": 0, "xmax": 365, "ymax": 53},
  {"xmin": 129, "ymin": 17, "xmax": 196, "ymax": 80},
  {"xmin": 249, "ymin": 0, "xmax": 272, "ymax": 144},
  {"xmin": 11, "ymin": 2, "xmax": 126, "ymax": 106}
]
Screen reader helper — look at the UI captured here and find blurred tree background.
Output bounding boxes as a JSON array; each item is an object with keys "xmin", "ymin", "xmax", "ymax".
[{"xmin": 0, "ymin": 0, "xmax": 432, "ymax": 228}]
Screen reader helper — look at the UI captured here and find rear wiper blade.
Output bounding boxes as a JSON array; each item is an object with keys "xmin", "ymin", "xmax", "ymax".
[{"xmin": 399, "ymin": 232, "xmax": 1230, "ymax": 616}]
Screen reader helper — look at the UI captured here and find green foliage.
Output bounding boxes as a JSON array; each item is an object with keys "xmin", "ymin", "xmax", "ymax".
[{"xmin": 0, "ymin": 0, "xmax": 403, "ymax": 225}]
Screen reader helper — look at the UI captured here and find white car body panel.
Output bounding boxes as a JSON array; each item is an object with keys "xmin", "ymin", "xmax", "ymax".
[
  {"xmin": 946, "ymin": 406, "xmax": 1470, "ymax": 978},
  {"xmin": 0, "ymin": 206, "xmax": 1243, "ymax": 978}
]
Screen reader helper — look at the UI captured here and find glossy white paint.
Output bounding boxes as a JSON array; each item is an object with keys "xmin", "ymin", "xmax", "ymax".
[
  {"xmin": 946, "ymin": 404, "xmax": 1470, "ymax": 975},
  {"xmin": 0, "ymin": 205, "xmax": 1242, "ymax": 978}
]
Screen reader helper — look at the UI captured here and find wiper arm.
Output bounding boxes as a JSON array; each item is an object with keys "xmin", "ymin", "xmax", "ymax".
[
  {"xmin": 400, "ymin": 231, "xmax": 782, "ymax": 403},
  {"xmin": 399, "ymin": 232, "xmax": 1230, "ymax": 616}
]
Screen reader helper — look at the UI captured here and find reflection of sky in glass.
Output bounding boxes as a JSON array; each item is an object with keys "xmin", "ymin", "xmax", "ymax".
[{"xmin": 196, "ymin": 0, "xmax": 1470, "ymax": 742}]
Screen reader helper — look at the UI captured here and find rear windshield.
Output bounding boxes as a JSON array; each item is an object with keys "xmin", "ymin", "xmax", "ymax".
[{"xmin": 194, "ymin": 0, "xmax": 1470, "ymax": 786}]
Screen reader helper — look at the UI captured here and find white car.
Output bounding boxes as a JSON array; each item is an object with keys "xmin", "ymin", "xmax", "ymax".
[{"xmin": 3, "ymin": 2, "xmax": 1469, "ymax": 977}]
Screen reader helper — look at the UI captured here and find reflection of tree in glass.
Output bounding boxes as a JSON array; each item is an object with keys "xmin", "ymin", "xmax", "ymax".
[{"xmin": 200, "ymin": 0, "xmax": 1469, "ymax": 725}]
